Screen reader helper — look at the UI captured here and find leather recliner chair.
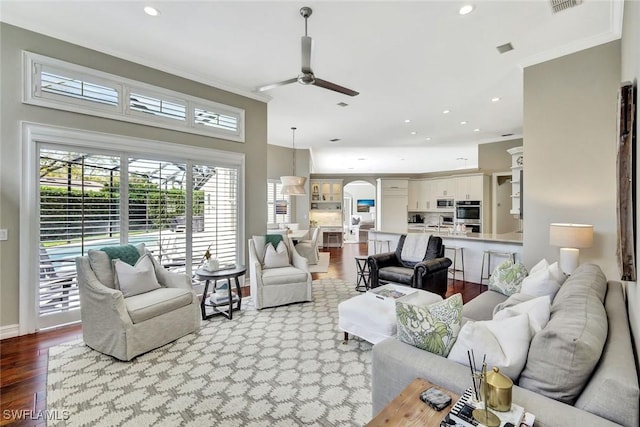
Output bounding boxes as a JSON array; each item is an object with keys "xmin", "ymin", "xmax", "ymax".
[{"xmin": 367, "ymin": 234, "xmax": 452, "ymax": 297}]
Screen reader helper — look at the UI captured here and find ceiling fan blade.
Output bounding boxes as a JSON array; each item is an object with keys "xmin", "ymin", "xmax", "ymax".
[
  {"xmin": 256, "ymin": 78, "xmax": 298, "ymax": 92},
  {"xmin": 312, "ymin": 78, "xmax": 359, "ymax": 97},
  {"xmin": 301, "ymin": 36, "xmax": 313, "ymax": 74}
]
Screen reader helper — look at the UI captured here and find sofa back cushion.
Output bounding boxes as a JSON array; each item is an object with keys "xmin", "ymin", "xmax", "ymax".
[
  {"xmin": 574, "ymin": 281, "xmax": 640, "ymax": 427},
  {"xmin": 518, "ymin": 263, "xmax": 608, "ymax": 404}
]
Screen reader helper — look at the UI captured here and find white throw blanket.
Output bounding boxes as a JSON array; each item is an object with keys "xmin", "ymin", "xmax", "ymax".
[{"xmin": 401, "ymin": 234, "xmax": 430, "ymax": 263}]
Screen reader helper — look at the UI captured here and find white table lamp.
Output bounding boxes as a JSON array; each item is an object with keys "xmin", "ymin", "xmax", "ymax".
[{"xmin": 549, "ymin": 223, "xmax": 594, "ymax": 274}]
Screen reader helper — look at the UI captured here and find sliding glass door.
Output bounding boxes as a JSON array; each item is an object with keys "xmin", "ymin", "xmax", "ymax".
[{"xmin": 37, "ymin": 145, "xmax": 240, "ymax": 329}]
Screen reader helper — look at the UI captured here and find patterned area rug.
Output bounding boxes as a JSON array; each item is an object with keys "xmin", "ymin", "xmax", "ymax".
[{"xmin": 47, "ymin": 279, "xmax": 373, "ymax": 426}]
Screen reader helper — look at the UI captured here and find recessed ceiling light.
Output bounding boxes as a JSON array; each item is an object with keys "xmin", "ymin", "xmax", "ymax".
[
  {"xmin": 404, "ymin": 119, "xmax": 411, "ymax": 123},
  {"xmin": 410, "ymin": 131, "xmax": 417, "ymax": 135},
  {"xmin": 460, "ymin": 121, "xmax": 467, "ymax": 125},
  {"xmin": 459, "ymin": 4, "xmax": 475, "ymax": 15},
  {"xmin": 491, "ymin": 97, "xmax": 501, "ymax": 102},
  {"xmin": 357, "ymin": 158, "xmax": 366, "ymax": 161},
  {"xmin": 473, "ymin": 128, "xmax": 481, "ymax": 132},
  {"xmin": 442, "ymin": 109, "xmax": 450, "ymax": 114},
  {"xmin": 337, "ymin": 102, "xmax": 349, "ymax": 107},
  {"xmin": 425, "ymin": 137, "xmax": 432, "ymax": 141},
  {"xmin": 144, "ymin": 6, "xmax": 160, "ymax": 16}
]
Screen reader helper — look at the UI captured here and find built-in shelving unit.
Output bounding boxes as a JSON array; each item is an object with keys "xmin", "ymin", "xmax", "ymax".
[
  {"xmin": 310, "ymin": 179, "xmax": 343, "ymax": 211},
  {"xmin": 507, "ymin": 146, "xmax": 523, "ymax": 215}
]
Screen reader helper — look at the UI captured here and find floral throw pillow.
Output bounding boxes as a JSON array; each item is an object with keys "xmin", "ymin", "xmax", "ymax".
[
  {"xmin": 396, "ymin": 293, "xmax": 463, "ymax": 357},
  {"xmin": 488, "ymin": 260, "xmax": 528, "ymax": 296}
]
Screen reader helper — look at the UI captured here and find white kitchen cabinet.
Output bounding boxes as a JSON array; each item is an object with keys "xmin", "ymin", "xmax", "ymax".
[
  {"xmin": 455, "ymin": 174, "xmax": 485, "ymax": 201},
  {"xmin": 310, "ymin": 179, "xmax": 343, "ymax": 211},
  {"xmin": 432, "ymin": 178, "xmax": 455, "ymax": 198},
  {"xmin": 408, "ymin": 180, "xmax": 432, "ymax": 211},
  {"xmin": 408, "ymin": 180, "xmax": 420, "ymax": 211},
  {"xmin": 376, "ymin": 179, "xmax": 408, "ymax": 233}
]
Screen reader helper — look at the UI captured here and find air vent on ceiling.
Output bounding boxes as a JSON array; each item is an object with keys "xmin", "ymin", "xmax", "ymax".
[
  {"xmin": 501, "ymin": 133, "xmax": 515, "ymax": 137},
  {"xmin": 496, "ymin": 43, "xmax": 514, "ymax": 54},
  {"xmin": 329, "ymin": 138, "xmax": 341, "ymax": 142},
  {"xmin": 550, "ymin": 0, "xmax": 583, "ymax": 13},
  {"xmin": 337, "ymin": 102, "xmax": 349, "ymax": 107}
]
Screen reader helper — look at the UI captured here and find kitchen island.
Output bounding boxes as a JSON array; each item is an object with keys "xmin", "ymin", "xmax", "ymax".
[{"xmin": 367, "ymin": 229, "xmax": 523, "ymax": 284}]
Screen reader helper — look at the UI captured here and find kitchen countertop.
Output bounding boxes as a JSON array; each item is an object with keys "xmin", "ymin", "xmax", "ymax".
[{"xmin": 370, "ymin": 229, "xmax": 523, "ymax": 244}]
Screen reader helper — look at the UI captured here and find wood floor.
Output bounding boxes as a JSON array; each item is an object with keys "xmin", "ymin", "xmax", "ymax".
[{"xmin": 0, "ymin": 242, "xmax": 486, "ymax": 426}]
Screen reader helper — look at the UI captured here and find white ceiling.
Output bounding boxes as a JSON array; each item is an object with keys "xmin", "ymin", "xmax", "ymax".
[{"xmin": 0, "ymin": 0, "xmax": 622, "ymax": 174}]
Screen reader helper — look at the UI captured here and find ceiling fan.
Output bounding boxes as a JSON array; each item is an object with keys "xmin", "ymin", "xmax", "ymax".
[{"xmin": 256, "ymin": 7, "xmax": 359, "ymax": 97}]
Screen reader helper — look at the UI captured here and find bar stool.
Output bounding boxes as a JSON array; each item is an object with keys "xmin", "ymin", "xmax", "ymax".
[
  {"xmin": 445, "ymin": 246, "xmax": 465, "ymax": 283},
  {"xmin": 354, "ymin": 255, "xmax": 370, "ymax": 292},
  {"xmin": 368, "ymin": 239, "xmax": 392, "ymax": 254},
  {"xmin": 326, "ymin": 232, "xmax": 342, "ymax": 248},
  {"xmin": 480, "ymin": 250, "xmax": 516, "ymax": 284}
]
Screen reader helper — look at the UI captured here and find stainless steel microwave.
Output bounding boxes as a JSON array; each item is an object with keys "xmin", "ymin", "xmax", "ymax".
[{"xmin": 437, "ymin": 198, "xmax": 454, "ymax": 209}]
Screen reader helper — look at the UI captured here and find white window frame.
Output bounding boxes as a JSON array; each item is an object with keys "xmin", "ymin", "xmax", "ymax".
[
  {"xmin": 267, "ymin": 180, "xmax": 291, "ymax": 226},
  {"xmin": 23, "ymin": 51, "xmax": 245, "ymax": 143},
  {"xmin": 20, "ymin": 122, "xmax": 246, "ymax": 334}
]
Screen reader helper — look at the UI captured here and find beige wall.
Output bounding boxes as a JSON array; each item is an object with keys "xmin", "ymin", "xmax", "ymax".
[
  {"xmin": 622, "ymin": 0, "xmax": 640, "ymax": 357},
  {"xmin": 267, "ymin": 145, "xmax": 310, "ymax": 225},
  {"xmin": 523, "ymin": 40, "xmax": 620, "ymax": 279},
  {"xmin": 0, "ymin": 24, "xmax": 268, "ymax": 328},
  {"xmin": 478, "ymin": 138, "xmax": 523, "ymax": 173}
]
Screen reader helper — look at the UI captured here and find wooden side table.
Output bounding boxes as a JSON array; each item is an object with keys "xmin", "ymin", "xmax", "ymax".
[{"xmin": 366, "ymin": 378, "xmax": 459, "ymax": 427}]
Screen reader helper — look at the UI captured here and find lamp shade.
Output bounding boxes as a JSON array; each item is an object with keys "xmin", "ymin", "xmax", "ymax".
[
  {"xmin": 549, "ymin": 223, "xmax": 594, "ymax": 248},
  {"xmin": 281, "ymin": 175, "xmax": 307, "ymax": 196}
]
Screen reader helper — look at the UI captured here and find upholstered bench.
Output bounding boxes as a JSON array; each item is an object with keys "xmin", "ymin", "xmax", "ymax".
[{"xmin": 338, "ymin": 284, "xmax": 442, "ymax": 344}]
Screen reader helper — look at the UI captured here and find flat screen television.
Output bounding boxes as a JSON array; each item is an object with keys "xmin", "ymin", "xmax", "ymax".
[{"xmin": 357, "ymin": 199, "xmax": 375, "ymax": 212}]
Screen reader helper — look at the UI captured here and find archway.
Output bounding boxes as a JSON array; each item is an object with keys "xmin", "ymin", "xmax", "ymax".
[{"xmin": 343, "ymin": 180, "xmax": 376, "ymax": 243}]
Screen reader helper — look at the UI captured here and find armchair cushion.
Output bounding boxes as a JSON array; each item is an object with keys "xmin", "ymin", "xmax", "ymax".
[
  {"xmin": 261, "ymin": 266, "xmax": 309, "ymax": 286},
  {"xmin": 124, "ymin": 287, "xmax": 194, "ymax": 324},
  {"xmin": 113, "ymin": 253, "xmax": 161, "ymax": 297}
]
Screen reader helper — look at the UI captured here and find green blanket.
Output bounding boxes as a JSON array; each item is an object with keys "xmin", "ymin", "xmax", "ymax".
[{"xmin": 100, "ymin": 244, "xmax": 141, "ymax": 266}]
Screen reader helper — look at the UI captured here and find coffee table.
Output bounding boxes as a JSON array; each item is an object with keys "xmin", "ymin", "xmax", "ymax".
[
  {"xmin": 366, "ymin": 378, "xmax": 458, "ymax": 427},
  {"xmin": 338, "ymin": 284, "xmax": 442, "ymax": 344}
]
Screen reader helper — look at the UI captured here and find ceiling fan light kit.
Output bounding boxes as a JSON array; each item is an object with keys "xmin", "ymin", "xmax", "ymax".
[{"xmin": 257, "ymin": 7, "xmax": 359, "ymax": 97}]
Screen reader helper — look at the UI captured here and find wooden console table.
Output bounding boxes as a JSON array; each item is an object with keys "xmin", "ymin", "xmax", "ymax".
[{"xmin": 366, "ymin": 378, "xmax": 459, "ymax": 427}]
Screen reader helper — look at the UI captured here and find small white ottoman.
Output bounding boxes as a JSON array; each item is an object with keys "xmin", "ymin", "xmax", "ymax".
[{"xmin": 338, "ymin": 284, "xmax": 442, "ymax": 344}]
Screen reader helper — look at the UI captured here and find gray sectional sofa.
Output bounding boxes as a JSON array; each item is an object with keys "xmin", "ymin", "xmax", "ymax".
[{"xmin": 372, "ymin": 264, "xmax": 640, "ymax": 427}]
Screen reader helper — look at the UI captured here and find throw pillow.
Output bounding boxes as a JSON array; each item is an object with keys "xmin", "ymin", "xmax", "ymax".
[
  {"xmin": 448, "ymin": 313, "xmax": 532, "ymax": 380},
  {"xmin": 488, "ymin": 260, "xmax": 528, "ymax": 296},
  {"xmin": 396, "ymin": 293, "xmax": 463, "ymax": 357},
  {"xmin": 492, "ymin": 292, "xmax": 536, "ymax": 317},
  {"xmin": 520, "ymin": 268, "xmax": 561, "ymax": 300},
  {"xmin": 493, "ymin": 295, "xmax": 551, "ymax": 335},
  {"xmin": 529, "ymin": 258, "xmax": 567, "ymax": 285},
  {"xmin": 113, "ymin": 253, "xmax": 161, "ymax": 297},
  {"xmin": 263, "ymin": 240, "xmax": 290, "ymax": 269}
]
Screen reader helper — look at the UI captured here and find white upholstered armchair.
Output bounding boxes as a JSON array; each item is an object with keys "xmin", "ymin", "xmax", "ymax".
[
  {"xmin": 248, "ymin": 234, "xmax": 312, "ymax": 309},
  {"xmin": 295, "ymin": 227, "xmax": 320, "ymax": 265},
  {"xmin": 75, "ymin": 244, "xmax": 201, "ymax": 361}
]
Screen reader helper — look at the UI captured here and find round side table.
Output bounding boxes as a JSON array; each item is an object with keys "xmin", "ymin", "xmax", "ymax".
[{"xmin": 195, "ymin": 265, "xmax": 246, "ymax": 320}]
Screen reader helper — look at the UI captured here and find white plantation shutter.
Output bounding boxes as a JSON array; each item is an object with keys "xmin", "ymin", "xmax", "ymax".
[
  {"xmin": 37, "ymin": 146, "xmax": 240, "ymax": 329},
  {"xmin": 193, "ymin": 166, "xmax": 239, "ymax": 268},
  {"xmin": 39, "ymin": 149, "xmax": 121, "ymax": 327},
  {"xmin": 267, "ymin": 180, "xmax": 291, "ymax": 225}
]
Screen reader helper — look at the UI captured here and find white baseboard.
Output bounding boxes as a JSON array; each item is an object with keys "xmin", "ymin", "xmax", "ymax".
[{"xmin": 0, "ymin": 324, "xmax": 20, "ymax": 340}]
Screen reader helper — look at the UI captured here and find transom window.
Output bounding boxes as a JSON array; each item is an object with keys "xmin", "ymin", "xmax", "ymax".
[{"xmin": 24, "ymin": 51, "xmax": 245, "ymax": 142}]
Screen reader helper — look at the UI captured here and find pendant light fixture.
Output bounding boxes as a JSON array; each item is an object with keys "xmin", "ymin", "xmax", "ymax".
[{"xmin": 281, "ymin": 127, "xmax": 307, "ymax": 196}]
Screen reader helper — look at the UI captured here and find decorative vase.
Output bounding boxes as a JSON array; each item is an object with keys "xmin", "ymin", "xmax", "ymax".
[{"xmin": 207, "ymin": 258, "xmax": 219, "ymax": 271}]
